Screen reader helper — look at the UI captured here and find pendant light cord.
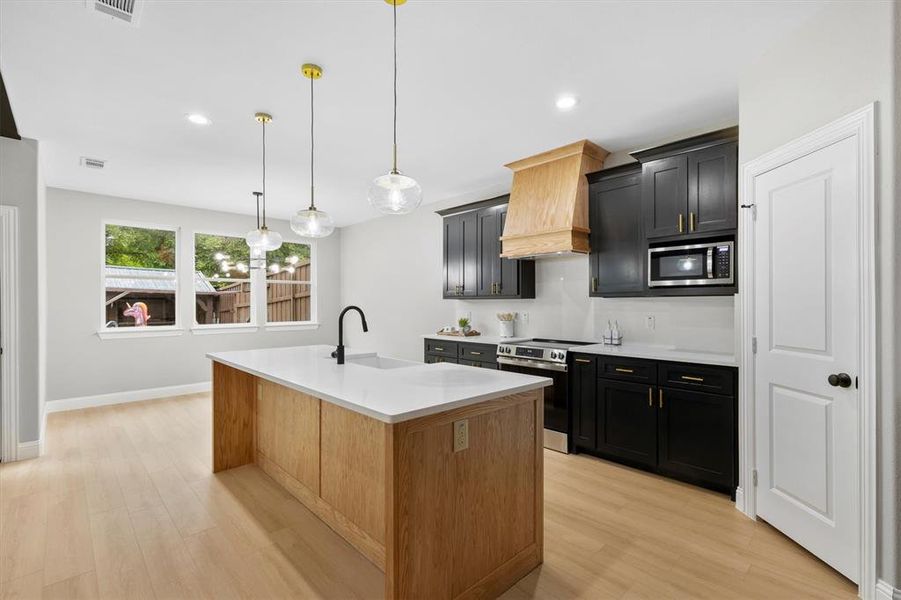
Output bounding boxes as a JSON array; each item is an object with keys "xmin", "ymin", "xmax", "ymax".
[
  {"xmin": 310, "ymin": 73, "xmax": 316, "ymax": 210},
  {"xmin": 261, "ymin": 119, "xmax": 267, "ymax": 227},
  {"xmin": 392, "ymin": 0, "xmax": 398, "ymax": 174}
]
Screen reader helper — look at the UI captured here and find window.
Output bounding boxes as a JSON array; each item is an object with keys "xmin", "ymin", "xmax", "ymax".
[
  {"xmin": 266, "ymin": 241, "xmax": 313, "ymax": 323},
  {"xmin": 103, "ymin": 223, "xmax": 178, "ymax": 328},
  {"xmin": 194, "ymin": 233, "xmax": 252, "ymax": 326}
]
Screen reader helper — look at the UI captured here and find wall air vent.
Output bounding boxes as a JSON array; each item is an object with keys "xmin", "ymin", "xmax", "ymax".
[
  {"xmin": 89, "ymin": 0, "xmax": 143, "ymax": 26},
  {"xmin": 80, "ymin": 157, "xmax": 106, "ymax": 170}
]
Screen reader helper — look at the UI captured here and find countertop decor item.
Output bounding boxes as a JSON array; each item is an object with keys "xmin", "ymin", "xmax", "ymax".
[
  {"xmin": 457, "ymin": 316, "xmax": 471, "ymax": 334},
  {"xmin": 434, "ymin": 328, "xmax": 481, "ymax": 337},
  {"xmin": 245, "ymin": 113, "xmax": 284, "ymax": 252},
  {"xmin": 367, "ymin": 0, "xmax": 422, "ymax": 215},
  {"xmin": 290, "ymin": 63, "xmax": 335, "ymax": 238},
  {"xmin": 497, "ymin": 312, "xmax": 516, "ymax": 338}
]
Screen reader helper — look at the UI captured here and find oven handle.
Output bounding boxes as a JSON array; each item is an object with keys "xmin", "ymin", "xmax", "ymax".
[{"xmin": 497, "ymin": 356, "xmax": 568, "ymax": 373}]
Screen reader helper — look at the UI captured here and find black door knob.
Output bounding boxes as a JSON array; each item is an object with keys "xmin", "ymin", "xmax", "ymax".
[{"xmin": 827, "ymin": 373, "xmax": 852, "ymax": 388}]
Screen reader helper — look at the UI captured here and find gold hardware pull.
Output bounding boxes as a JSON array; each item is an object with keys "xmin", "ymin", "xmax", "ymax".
[
  {"xmin": 681, "ymin": 375, "xmax": 705, "ymax": 382},
  {"xmin": 575, "ymin": 358, "xmax": 592, "ymax": 364},
  {"xmin": 648, "ymin": 387, "xmax": 653, "ymax": 407},
  {"xmin": 690, "ymin": 212, "xmax": 696, "ymax": 232},
  {"xmin": 591, "ymin": 277, "xmax": 598, "ymax": 293},
  {"xmin": 659, "ymin": 389, "xmax": 664, "ymax": 409},
  {"xmin": 492, "ymin": 283, "xmax": 497, "ymax": 294},
  {"xmin": 678, "ymin": 213, "xmax": 684, "ymax": 233},
  {"xmin": 434, "ymin": 347, "xmax": 444, "ymax": 352},
  {"xmin": 470, "ymin": 351, "xmax": 482, "ymax": 356},
  {"xmin": 615, "ymin": 367, "xmax": 634, "ymax": 374}
]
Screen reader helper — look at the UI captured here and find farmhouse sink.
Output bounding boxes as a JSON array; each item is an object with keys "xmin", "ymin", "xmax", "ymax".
[{"xmin": 346, "ymin": 354, "xmax": 417, "ymax": 370}]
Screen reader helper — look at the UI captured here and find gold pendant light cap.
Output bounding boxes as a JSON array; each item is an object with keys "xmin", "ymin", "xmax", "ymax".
[
  {"xmin": 384, "ymin": 0, "xmax": 406, "ymax": 5},
  {"xmin": 254, "ymin": 112, "xmax": 273, "ymax": 123},
  {"xmin": 301, "ymin": 64, "xmax": 323, "ymax": 79}
]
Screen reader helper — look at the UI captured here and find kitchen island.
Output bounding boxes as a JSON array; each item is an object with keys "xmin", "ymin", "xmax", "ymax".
[{"xmin": 207, "ymin": 345, "xmax": 551, "ymax": 600}]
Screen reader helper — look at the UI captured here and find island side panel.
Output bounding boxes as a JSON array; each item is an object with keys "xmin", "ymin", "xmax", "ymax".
[
  {"xmin": 211, "ymin": 361, "xmax": 257, "ymax": 472},
  {"xmin": 256, "ymin": 380, "xmax": 320, "ymax": 494},
  {"xmin": 386, "ymin": 388, "xmax": 544, "ymax": 600}
]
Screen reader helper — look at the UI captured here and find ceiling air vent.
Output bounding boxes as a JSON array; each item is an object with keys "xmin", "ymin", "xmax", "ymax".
[
  {"xmin": 80, "ymin": 157, "xmax": 106, "ymax": 170},
  {"xmin": 89, "ymin": 0, "xmax": 143, "ymax": 25}
]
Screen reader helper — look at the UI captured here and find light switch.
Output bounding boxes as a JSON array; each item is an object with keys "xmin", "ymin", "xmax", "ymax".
[{"xmin": 453, "ymin": 419, "xmax": 469, "ymax": 452}]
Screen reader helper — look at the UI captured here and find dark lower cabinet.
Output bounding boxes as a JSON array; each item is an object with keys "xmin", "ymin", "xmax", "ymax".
[
  {"xmin": 571, "ymin": 357, "xmax": 597, "ymax": 449},
  {"xmin": 571, "ymin": 352, "xmax": 737, "ymax": 496},
  {"xmin": 424, "ymin": 340, "xmax": 496, "ymax": 369},
  {"xmin": 596, "ymin": 379, "xmax": 657, "ymax": 469},
  {"xmin": 657, "ymin": 387, "xmax": 734, "ymax": 490}
]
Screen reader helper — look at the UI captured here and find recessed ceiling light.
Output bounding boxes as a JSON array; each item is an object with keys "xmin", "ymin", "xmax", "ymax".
[
  {"xmin": 186, "ymin": 113, "xmax": 211, "ymax": 126},
  {"xmin": 555, "ymin": 95, "xmax": 578, "ymax": 111}
]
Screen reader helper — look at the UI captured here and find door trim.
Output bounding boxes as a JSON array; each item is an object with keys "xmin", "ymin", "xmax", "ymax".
[
  {"xmin": 0, "ymin": 206, "xmax": 20, "ymax": 462},
  {"xmin": 737, "ymin": 104, "xmax": 876, "ymax": 597}
]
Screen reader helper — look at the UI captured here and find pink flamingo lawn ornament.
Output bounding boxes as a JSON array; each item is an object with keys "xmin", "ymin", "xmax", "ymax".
[{"xmin": 123, "ymin": 302, "xmax": 151, "ymax": 327}]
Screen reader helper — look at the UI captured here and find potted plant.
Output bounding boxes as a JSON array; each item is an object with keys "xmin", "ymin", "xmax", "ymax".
[{"xmin": 458, "ymin": 316, "xmax": 471, "ymax": 335}]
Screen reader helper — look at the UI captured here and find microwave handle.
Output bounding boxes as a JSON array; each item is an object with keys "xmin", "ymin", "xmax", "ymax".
[{"xmin": 707, "ymin": 247, "xmax": 714, "ymax": 278}]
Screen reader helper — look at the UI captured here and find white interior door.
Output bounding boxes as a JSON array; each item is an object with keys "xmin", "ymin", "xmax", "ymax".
[{"xmin": 753, "ymin": 134, "xmax": 860, "ymax": 582}]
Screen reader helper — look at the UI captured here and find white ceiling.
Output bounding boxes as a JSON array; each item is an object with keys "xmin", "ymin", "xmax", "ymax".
[{"xmin": 0, "ymin": 0, "xmax": 825, "ymax": 227}]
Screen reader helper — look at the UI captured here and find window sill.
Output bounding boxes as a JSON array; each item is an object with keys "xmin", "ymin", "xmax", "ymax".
[
  {"xmin": 192, "ymin": 324, "xmax": 259, "ymax": 335},
  {"xmin": 265, "ymin": 322, "xmax": 320, "ymax": 332},
  {"xmin": 96, "ymin": 327, "xmax": 185, "ymax": 340}
]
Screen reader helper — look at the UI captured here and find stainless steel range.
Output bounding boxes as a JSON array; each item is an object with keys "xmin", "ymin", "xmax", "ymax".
[{"xmin": 497, "ymin": 338, "xmax": 591, "ymax": 453}]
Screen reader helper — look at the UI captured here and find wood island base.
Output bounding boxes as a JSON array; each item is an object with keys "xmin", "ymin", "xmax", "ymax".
[{"xmin": 211, "ymin": 361, "xmax": 544, "ymax": 600}]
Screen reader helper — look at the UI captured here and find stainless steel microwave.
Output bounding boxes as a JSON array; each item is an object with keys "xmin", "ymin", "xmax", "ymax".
[{"xmin": 648, "ymin": 240, "xmax": 734, "ymax": 287}]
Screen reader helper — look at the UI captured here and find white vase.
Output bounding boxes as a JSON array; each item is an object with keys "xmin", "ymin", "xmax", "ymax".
[{"xmin": 499, "ymin": 320, "xmax": 514, "ymax": 338}]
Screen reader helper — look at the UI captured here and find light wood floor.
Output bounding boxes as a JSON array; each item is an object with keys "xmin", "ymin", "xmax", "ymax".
[{"xmin": 1, "ymin": 393, "xmax": 856, "ymax": 600}]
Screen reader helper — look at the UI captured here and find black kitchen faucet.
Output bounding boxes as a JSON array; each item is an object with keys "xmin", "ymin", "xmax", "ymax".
[{"xmin": 332, "ymin": 305, "xmax": 368, "ymax": 364}]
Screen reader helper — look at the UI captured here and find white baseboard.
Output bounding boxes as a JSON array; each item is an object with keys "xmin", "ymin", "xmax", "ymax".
[
  {"xmin": 734, "ymin": 486, "xmax": 746, "ymax": 514},
  {"xmin": 875, "ymin": 579, "xmax": 898, "ymax": 600},
  {"xmin": 46, "ymin": 382, "xmax": 211, "ymax": 413},
  {"xmin": 17, "ymin": 439, "xmax": 40, "ymax": 460}
]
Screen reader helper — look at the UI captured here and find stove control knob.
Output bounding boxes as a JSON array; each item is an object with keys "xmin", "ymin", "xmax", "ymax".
[{"xmin": 549, "ymin": 351, "xmax": 558, "ymax": 360}]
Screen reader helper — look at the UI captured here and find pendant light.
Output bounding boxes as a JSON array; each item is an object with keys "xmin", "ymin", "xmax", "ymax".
[
  {"xmin": 291, "ymin": 64, "xmax": 335, "ymax": 238},
  {"xmin": 367, "ymin": 0, "xmax": 422, "ymax": 215},
  {"xmin": 245, "ymin": 112, "xmax": 283, "ymax": 252}
]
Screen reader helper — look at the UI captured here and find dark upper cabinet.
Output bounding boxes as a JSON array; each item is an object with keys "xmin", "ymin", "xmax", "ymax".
[
  {"xmin": 595, "ymin": 379, "xmax": 657, "ymax": 469},
  {"xmin": 688, "ymin": 142, "xmax": 738, "ymax": 234},
  {"xmin": 632, "ymin": 128, "xmax": 738, "ymax": 241},
  {"xmin": 442, "ymin": 211, "xmax": 478, "ymax": 298},
  {"xmin": 642, "ymin": 155, "xmax": 688, "ymax": 239},
  {"xmin": 657, "ymin": 386, "xmax": 734, "ymax": 489},
  {"xmin": 439, "ymin": 197, "xmax": 535, "ymax": 300},
  {"xmin": 588, "ymin": 165, "xmax": 645, "ymax": 296},
  {"xmin": 571, "ymin": 355, "xmax": 597, "ymax": 449}
]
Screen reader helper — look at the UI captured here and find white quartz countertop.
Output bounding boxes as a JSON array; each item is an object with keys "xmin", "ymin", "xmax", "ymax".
[
  {"xmin": 207, "ymin": 345, "xmax": 552, "ymax": 424},
  {"xmin": 421, "ymin": 333, "xmax": 530, "ymax": 346},
  {"xmin": 570, "ymin": 342, "xmax": 738, "ymax": 367}
]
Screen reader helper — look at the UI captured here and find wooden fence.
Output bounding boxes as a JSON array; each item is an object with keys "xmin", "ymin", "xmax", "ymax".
[{"xmin": 203, "ymin": 260, "xmax": 311, "ymax": 324}]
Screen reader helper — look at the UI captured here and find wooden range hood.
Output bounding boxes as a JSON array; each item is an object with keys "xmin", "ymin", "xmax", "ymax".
[{"xmin": 501, "ymin": 140, "xmax": 609, "ymax": 258}]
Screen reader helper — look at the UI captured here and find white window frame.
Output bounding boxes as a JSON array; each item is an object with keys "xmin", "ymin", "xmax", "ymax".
[
  {"xmin": 264, "ymin": 237, "xmax": 318, "ymax": 330},
  {"xmin": 98, "ymin": 219, "xmax": 183, "ymax": 339},
  {"xmin": 190, "ymin": 228, "xmax": 259, "ymax": 334}
]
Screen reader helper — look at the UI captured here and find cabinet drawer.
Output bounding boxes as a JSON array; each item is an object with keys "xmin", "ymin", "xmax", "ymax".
[
  {"xmin": 597, "ymin": 356, "xmax": 657, "ymax": 384},
  {"xmin": 424, "ymin": 339, "xmax": 458, "ymax": 358},
  {"xmin": 658, "ymin": 361, "xmax": 735, "ymax": 395},
  {"xmin": 459, "ymin": 359, "xmax": 497, "ymax": 369},
  {"xmin": 459, "ymin": 343, "xmax": 497, "ymax": 363},
  {"xmin": 425, "ymin": 354, "xmax": 458, "ymax": 365}
]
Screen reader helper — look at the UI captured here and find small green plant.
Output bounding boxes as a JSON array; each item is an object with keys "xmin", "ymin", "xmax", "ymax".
[{"xmin": 458, "ymin": 317, "xmax": 471, "ymax": 329}]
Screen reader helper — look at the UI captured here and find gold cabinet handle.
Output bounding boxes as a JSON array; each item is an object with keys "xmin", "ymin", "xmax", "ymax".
[
  {"xmin": 678, "ymin": 213, "xmax": 684, "ymax": 233},
  {"xmin": 681, "ymin": 375, "xmax": 704, "ymax": 382},
  {"xmin": 575, "ymin": 358, "xmax": 592, "ymax": 364},
  {"xmin": 659, "ymin": 389, "xmax": 664, "ymax": 409},
  {"xmin": 470, "ymin": 351, "xmax": 482, "ymax": 356},
  {"xmin": 434, "ymin": 347, "xmax": 444, "ymax": 352},
  {"xmin": 615, "ymin": 367, "xmax": 634, "ymax": 374},
  {"xmin": 690, "ymin": 212, "xmax": 696, "ymax": 232},
  {"xmin": 591, "ymin": 277, "xmax": 598, "ymax": 293},
  {"xmin": 648, "ymin": 387, "xmax": 653, "ymax": 407}
]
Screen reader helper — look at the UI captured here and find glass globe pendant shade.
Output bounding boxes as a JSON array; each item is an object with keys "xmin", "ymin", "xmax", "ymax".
[
  {"xmin": 245, "ymin": 226, "xmax": 283, "ymax": 251},
  {"xmin": 291, "ymin": 207, "xmax": 335, "ymax": 238},
  {"xmin": 368, "ymin": 172, "xmax": 422, "ymax": 215}
]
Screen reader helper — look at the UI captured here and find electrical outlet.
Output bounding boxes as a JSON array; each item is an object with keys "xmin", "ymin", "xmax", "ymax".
[
  {"xmin": 521, "ymin": 312, "xmax": 530, "ymax": 323},
  {"xmin": 453, "ymin": 419, "xmax": 469, "ymax": 452},
  {"xmin": 645, "ymin": 315, "xmax": 655, "ymax": 330}
]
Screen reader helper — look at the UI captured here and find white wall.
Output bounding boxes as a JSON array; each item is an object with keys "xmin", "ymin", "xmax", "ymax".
[
  {"xmin": 739, "ymin": 0, "xmax": 899, "ymax": 587},
  {"xmin": 0, "ymin": 136, "xmax": 44, "ymax": 444},
  {"xmin": 44, "ymin": 187, "xmax": 341, "ymax": 403},
  {"xmin": 340, "ymin": 187, "xmax": 736, "ymax": 364}
]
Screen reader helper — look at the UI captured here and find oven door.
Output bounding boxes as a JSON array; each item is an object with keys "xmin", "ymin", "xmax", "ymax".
[
  {"xmin": 648, "ymin": 242, "xmax": 716, "ymax": 287},
  {"xmin": 497, "ymin": 358, "xmax": 570, "ymax": 453}
]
